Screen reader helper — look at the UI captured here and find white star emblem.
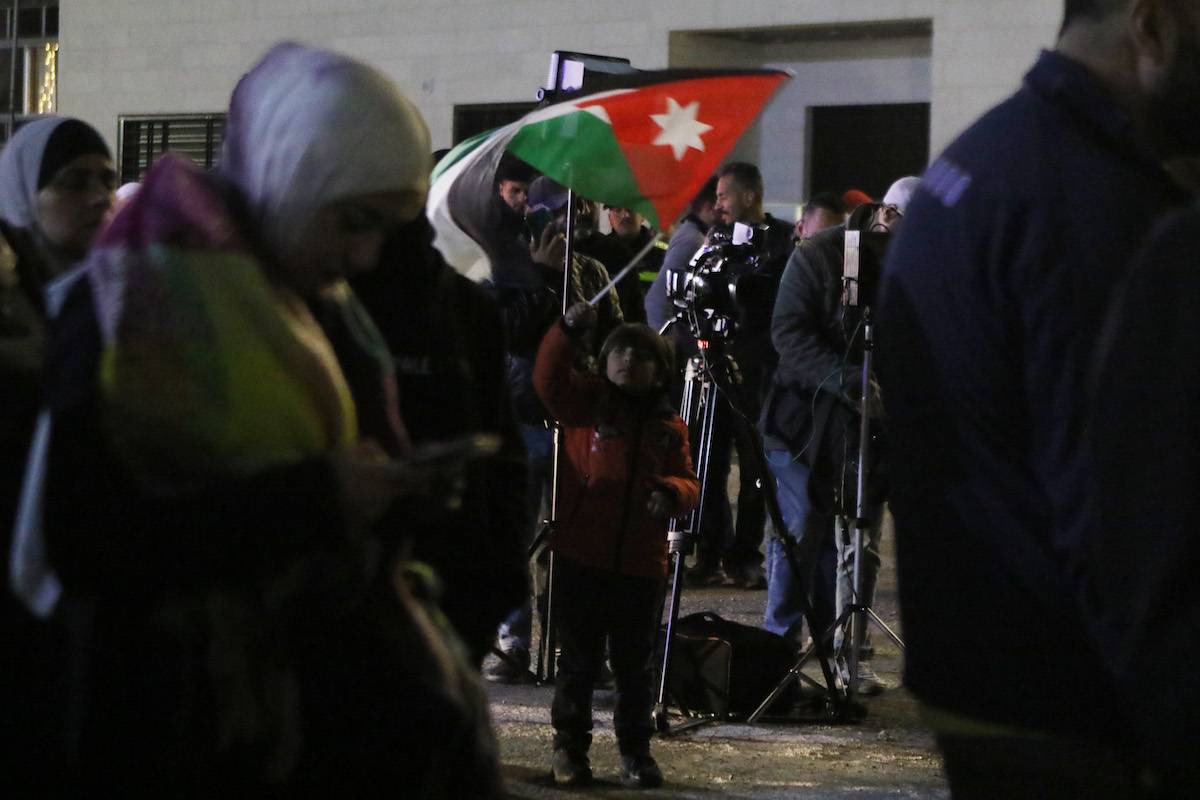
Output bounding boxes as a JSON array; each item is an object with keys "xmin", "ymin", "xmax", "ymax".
[{"xmin": 651, "ymin": 97, "xmax": 713, "ymax": 161}]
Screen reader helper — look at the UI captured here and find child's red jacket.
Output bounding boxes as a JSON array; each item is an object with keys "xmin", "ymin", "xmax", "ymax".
[{"xmin": 533, "ymin": 322, "xmax": 700, "ymax": 579}]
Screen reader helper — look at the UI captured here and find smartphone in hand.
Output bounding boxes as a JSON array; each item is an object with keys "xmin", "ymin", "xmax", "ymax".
[{"xmin": 526, "ymin": 207, "xmax": 555, "ymax": 241}]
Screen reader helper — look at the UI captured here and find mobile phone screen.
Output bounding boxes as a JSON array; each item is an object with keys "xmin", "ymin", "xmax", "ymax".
[{"xmin": 526, "ymin": 208, "xmax": 554, "ymax": 240}]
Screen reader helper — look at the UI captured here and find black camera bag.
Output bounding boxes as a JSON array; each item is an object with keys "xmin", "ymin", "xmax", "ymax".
[{"xmin": 663, "ymin": 611, "xmax": 798, "ymax": 717}]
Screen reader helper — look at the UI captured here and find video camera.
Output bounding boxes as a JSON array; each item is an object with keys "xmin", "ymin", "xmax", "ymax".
[{"xmin": 664, "ymin": 221, "xmax": 771, "ymax": 342}]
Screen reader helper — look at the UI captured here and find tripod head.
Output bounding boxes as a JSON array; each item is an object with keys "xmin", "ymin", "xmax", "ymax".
[{"xmin": 663, "ymin": 221, "xmax": 772, "ymax": 345}]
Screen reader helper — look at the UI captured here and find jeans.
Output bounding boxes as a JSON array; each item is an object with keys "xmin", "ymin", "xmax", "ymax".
[
  {"xmin": 763, "ymin": 449, "xmax": 882, "ymax": 657},
  {"xmin": 497, "ymin": 423, "xmax": 553, "ymax": 653},
  {"xmin": 763, "ymin": 450, "xmax": 836, "ymax": 640}
]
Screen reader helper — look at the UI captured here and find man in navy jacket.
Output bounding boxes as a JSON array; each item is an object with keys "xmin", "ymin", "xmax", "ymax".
[{"xmin": 876, "ymin": 0, "xmax": 1198, "ymax": 794}]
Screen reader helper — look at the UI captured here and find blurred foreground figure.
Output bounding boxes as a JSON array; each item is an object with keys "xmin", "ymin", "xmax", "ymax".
[
  {"xmin": 0, "ymin": 116, "xmax": 114, "ymax": 793},
  {"xmin": 1090, "ymin": 204, "xmax": 1200, "ymax": 795},
  {"xmin": 350, "ymin": 212, "xmax": 530, "ymax": 669},
  {"xmin": 877, "ymin": 1, "xmax": 1199, "ymax": 796},
  {"xmin": 41, "ymin": 43, "xmax": 498, "ymax": 797}
]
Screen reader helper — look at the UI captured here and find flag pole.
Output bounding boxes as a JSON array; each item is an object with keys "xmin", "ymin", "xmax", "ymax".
[
  {"xmin": 537, "ymin": 188, "xmax": 577, "ymax": 685},
  {"xmin": 587, "ymin": 231, "xmax": 665, "ymax": 307}
]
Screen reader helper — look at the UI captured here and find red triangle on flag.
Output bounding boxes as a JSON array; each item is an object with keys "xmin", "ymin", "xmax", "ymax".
[{"xmin": 578, "ymin": 73, "xmax": 787, "ymax": 226}]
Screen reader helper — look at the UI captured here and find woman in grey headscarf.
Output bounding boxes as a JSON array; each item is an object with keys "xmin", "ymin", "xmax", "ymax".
[
  {"xmin": 0, "ymin": 117, "xmax": 114, "ymax": 793},
  {"xmin": 40, "ymin": 44, "xmax": 499, "ymax": 797}
]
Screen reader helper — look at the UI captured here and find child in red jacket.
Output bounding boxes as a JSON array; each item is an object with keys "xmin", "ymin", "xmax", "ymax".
[{"xmin": 533, "ymin": 301, "xmax": 700, "ymax": 789}]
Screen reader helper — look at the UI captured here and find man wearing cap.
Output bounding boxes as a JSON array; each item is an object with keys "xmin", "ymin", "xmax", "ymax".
[
  {"xmin": 840, "ymin": 188, "xmax": 873, "ymax": 216},
  {"xmin": 759, "ymin": 176, "xmax": 918, "ymax": 695}
]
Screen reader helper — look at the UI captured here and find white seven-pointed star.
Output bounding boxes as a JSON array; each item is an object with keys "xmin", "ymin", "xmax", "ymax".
[{"xmin": 651, "ymin": 97, "xmax": 713, "ymax": 161}]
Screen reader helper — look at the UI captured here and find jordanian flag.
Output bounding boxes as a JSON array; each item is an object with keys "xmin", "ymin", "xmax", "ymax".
[{"xmin": 428, "ymin": 69, "xmax": 789, "ymax": 281}]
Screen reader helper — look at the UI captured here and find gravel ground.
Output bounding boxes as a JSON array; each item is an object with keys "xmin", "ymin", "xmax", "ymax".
[{"xmin": 485, "ymin": 510, "xmax": 950, "ymax": 799}]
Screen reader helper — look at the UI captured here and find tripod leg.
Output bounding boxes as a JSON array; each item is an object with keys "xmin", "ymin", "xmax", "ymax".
[
  {"xmin": 865, "ymin": 607, "xmax": 905, "ymax": 649},
  {"xmin": 541, "ymin": 551, "xmax": 557, "ymax": 683},
  {"xmin": 653, "ymin": 547, "xmax": 688, "ymax": 733},
  {"xmin": 653, "ymin": 358, "xmax": 715, "ymax": 732},
  {"xmin": 747, "ymin": 606, "xmax": 854, "ymax": 723},
  {"xmin": 848, "ymin": 522, "xmax": 864, "ymax": 697},
  {"xmin": 730, "ymin": 411, "xmax": 846, "ymax": 715}
]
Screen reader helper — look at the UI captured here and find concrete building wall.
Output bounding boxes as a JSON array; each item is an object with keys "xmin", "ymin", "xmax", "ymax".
[{"xmin": 59, "ymin": 0, "xmax": 1060, "ymax": 204}]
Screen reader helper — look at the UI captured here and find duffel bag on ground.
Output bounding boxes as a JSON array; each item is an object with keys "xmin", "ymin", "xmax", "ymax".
[{"xmin": 663, "ymin": 611, "xmax": 799, "ymax": 718}]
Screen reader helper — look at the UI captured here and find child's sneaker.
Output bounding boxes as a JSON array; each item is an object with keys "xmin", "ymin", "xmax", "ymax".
[
  {"xmin": 619, "ymin": 754, "xmax": 663, "ymax": 788},
  {"xmin": 551, "ymin": 748, "xmax": 592, "ymax": 786}
]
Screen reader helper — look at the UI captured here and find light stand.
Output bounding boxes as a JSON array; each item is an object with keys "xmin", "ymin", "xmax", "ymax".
[
  {"xmin": 840, "ymin": 308, "xmax": 904, "ymax": 695},
  {"xmin": 532, "ymin": 188, "xmax": 579, "ymax": 684}
]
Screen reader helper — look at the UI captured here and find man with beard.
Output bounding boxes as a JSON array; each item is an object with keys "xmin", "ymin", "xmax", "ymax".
[
  {"xmin": 687, "ymin": 162, "xmax": 793, "ymax": 590},
  {"xmin": 876, "ymin": 0, "xmax": 1198, "ymax": 794}
]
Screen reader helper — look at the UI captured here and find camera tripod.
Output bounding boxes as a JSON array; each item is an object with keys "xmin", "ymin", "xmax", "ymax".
[
  {"xmin": 748, "ymin": 306, "xmax": 904, "ymax": 715},
  {"xmin": 653, "ymin": 330, "xmax": 849, "ymax": 733}
]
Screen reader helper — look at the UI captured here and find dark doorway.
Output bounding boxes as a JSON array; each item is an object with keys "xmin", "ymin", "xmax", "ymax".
[
  {"xmin": 808, "ymin": 103, "xmax": 929, "ymax": 200},
  {"xmin": 452, "ymin": 101, "xmax": 537, "ymax": 145}
]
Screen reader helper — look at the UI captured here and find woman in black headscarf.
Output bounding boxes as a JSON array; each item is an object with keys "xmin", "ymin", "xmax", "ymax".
[{"xmin": 0, "ymin": 115, "xmax": 115, "ymax": 793}]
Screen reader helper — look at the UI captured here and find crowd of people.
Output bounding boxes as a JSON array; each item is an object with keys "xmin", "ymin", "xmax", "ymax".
[{"xmin": 4, "ymin": 0, "xmax": 1200, "ymax": 795}]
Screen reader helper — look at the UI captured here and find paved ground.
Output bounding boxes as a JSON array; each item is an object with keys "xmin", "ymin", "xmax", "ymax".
[{"xmin": 484, "ymin": 515, "xmax": 950, "ymax": 799}]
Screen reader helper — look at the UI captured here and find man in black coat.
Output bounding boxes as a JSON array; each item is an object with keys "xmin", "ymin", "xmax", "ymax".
[
  {"xmin": 759, "ymin": 179, "xmax": 915, "ymax": 696},
  {"xmin": 350, "ymin": 214, "xmax": 530, "ymax": 668}
]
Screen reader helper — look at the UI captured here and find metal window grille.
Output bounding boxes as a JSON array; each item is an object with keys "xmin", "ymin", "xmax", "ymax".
[
  {"xmin": 117, "ymin": 113, "xmax": 227, "ymax": 184},
  {"xmin": 0, "ymin": 0, "xmax": 60, "ymax": 143}
]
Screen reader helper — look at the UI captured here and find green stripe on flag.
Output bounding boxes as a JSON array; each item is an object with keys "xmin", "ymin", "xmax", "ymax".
[
  {"xmin": 505, "ymin": 110, "xmax": 658, "ymax": 227},
  {"xmin": 431, "ymin": 126, "xmax": 498, "ymax": 183}
]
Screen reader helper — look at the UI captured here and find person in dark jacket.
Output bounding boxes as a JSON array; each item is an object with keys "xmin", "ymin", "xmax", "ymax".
[
  {"xmin": 349, "ymin": 213, "xmax": 530, "ymax": 668},
  {"xmin": 0, "ymin": 116, "xmax": 115, "ymax": 794},
  {"xmin": 534, "ymin": 301, "xmax": 699, "ymax": 789},
  {"xmin": 875, "ymin": 1, "xmax": 1199, "ymax": 793},
  {"xmin": 759, "ymin": 179, "xmax": 915, "ymax": 697},
  {"xmin": 484, "ymin": 174, "xmax": 623, "ymax": 683},
  {"xmin": 1089, "ymin": 203, "xmax": 1200, "ymax": 796},
  {"xmin": 598, "ymin": 204, "xmax": 666, "ymax": 323}
]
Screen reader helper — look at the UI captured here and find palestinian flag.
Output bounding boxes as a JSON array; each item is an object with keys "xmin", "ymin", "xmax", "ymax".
[{"xmin": 428, "ymin": 69, "xmax": 789, "ymax": 281}]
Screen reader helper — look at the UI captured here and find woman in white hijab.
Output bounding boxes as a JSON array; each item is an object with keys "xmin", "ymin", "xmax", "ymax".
[
  {"xmin": 0, "ymin": 116, "xmax": 114, "ymax": 796},
  {"xmin": 39, "ymin": 44, "xmax": 499, "ymax": 797}
]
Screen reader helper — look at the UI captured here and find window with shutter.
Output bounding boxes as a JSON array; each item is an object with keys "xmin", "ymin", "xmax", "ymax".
[{"xmin": 116, "ymin": 114, "xmax": 227, "ymax": 184}]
